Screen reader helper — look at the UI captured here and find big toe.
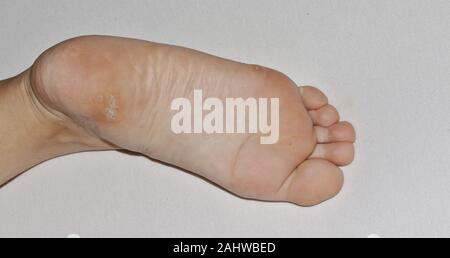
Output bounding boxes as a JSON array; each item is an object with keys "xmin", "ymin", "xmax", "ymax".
[{"xmin": 286, "ymin": 159, "xmax": 344, "ymax": 206}]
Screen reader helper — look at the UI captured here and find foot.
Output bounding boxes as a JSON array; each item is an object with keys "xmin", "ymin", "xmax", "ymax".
[{"xmin": 28, "ymin": 36, "xmax": 356, "ymax": 206}]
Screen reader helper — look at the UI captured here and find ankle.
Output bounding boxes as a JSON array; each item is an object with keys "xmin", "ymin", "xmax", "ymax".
[
  {"xmin": 0, "ymin": 70, "xmax": 93, "ymax": 184},
  {"xmin": 2, "ymin": 71, "xmax": 53, "ymax": 141},
  {"xmin": 15, "ymin": 70, "xmax": 70, "ymax": 145}
]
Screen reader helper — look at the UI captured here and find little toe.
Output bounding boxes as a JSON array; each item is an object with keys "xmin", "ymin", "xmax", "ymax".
[
  {"xmin": 310, "ymin": 142, "xmax": 355, "ymax": 166},
  {"xmin": 285, "ymin": 159, "xmax": 344, "ymax": 206},
  {"xmin": 315, "ymin": 122, "xmax": 356, "ymax": 143},
  {"xmin": 308, "ymin": 105, "xmax": 340, "ymax": 127},
  {"xmin": 299, "ymin": 86, "xmax": 328, "ymax": 110}
]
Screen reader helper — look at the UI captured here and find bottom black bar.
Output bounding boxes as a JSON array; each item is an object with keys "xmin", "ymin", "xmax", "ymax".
[{"xmin": 161, "ymin": 239, "xmax": 293, "ymax": 256}]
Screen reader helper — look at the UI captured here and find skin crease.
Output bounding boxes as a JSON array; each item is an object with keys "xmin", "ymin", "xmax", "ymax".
[{"xmin": 0, "ymin": 36, "xmax": 356, "ymax": 206}]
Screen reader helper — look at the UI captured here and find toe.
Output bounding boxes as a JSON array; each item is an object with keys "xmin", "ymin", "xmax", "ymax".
[
  {"xmin": 315, "ymin": 122, "xmax": 356, "ymax": 143},
  {"xmin": 308, "ymin": 105, "xmax": 340, "ymax": 127},
  {"xmin": 299, "ymin": 86, "xmax": 328, "ymax": 110},
  {"xmin": 310, "ymin": 142, "xmax": 355, "ymax": 166},
  {"xmin": 285, "ymin": 159, "xmax": 344, "ymax": 206}
]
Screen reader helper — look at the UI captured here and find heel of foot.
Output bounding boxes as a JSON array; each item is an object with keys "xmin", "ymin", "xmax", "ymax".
[{"xmin": 27, "ymin": 60, "xmax": 115, "ymax": 150}]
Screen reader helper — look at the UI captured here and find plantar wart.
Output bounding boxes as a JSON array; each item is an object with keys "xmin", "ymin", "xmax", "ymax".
[{"xmin": 105, "ymin": 95, "xmax": 118, "ymax": 121}]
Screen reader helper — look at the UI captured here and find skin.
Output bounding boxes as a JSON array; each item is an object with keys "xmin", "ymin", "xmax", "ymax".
[{"xmin": 0, "ymin": 36, "xmax": 356, "ymax": 206}]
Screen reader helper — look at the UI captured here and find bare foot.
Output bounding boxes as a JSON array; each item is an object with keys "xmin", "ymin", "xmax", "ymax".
[{"xmin": 4, "ymin": 36, "xmax": 356, "ymax": 206}]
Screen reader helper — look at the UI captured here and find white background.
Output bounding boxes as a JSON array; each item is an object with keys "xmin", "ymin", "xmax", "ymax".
[{"xmin": 0, "ymin": 0, "xmax": 449, "ymax": 237}]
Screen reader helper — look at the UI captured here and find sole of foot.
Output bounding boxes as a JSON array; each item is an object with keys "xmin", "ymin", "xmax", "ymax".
[{"xmin": 25, "ymin": 35, "xmax": 356, "ymax": 206}]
